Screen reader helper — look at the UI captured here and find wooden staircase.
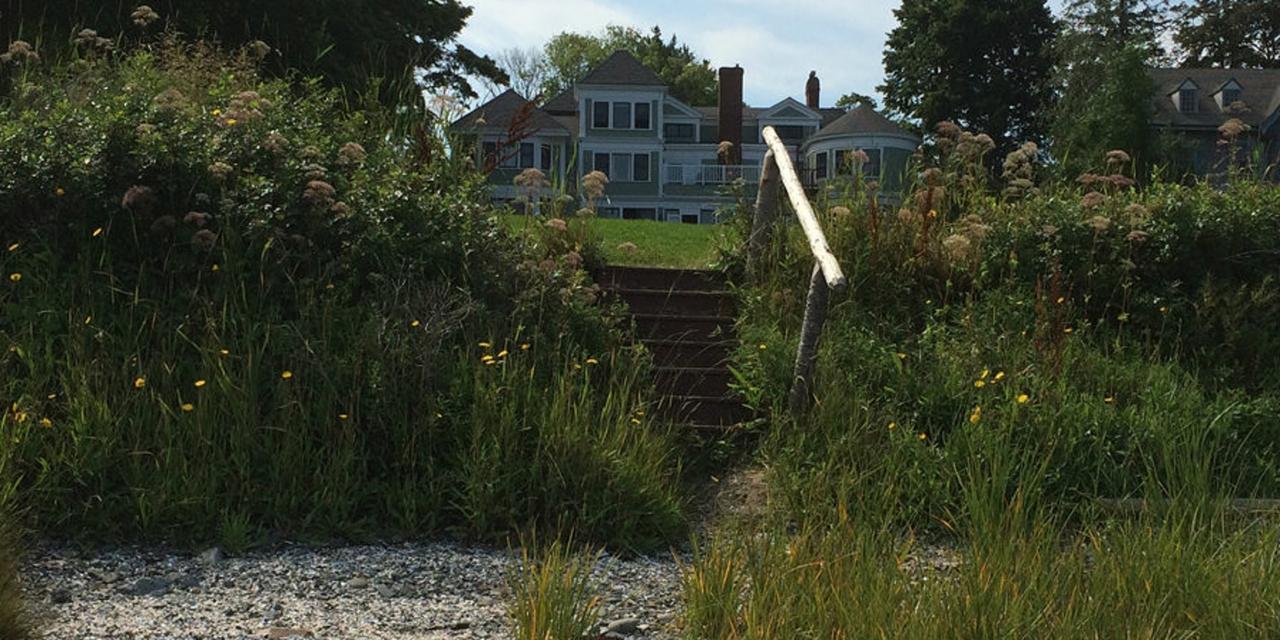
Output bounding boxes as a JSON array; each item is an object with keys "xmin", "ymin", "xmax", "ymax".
[{"xmin": 598, "ymin": 266, "xmax": 752, "ymax": 430}]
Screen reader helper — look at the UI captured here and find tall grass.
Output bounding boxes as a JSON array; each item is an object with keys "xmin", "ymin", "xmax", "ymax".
[
  {"xmin": 507, "ymin": 537, "xmax": 602, "ymax": 640},
  {"xmin": 0, "ymin": 506, "xmax": 32, "ymax": 640}
]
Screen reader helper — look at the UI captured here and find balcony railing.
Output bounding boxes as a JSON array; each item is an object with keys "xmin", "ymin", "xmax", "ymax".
[{"xmin": 663, "ymin": 164, "xmax": 762, "ymax": 186}]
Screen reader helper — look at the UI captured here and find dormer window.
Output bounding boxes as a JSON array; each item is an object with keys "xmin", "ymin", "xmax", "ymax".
[
  {"xmin": 1178, "ymin": 88, "xmax": 1198, "ymax": 113},
  {"xmin": 1222, "ymin": 88, "xmax": 1241, "ymax": 107}
]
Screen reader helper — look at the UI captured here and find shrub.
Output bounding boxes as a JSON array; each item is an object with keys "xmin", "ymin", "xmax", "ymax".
[{"xmin": 506, "ymin": 538, "xmax": 602, "ymax": 640}]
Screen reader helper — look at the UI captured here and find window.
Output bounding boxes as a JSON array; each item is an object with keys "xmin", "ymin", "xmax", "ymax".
[
  {"xmin": 774, "ymin": 125, "xmax": 807, "ymax": 142},
  {"xmin": 633, "ymin": 153, "xmax": 650, "ymax": 182},
  {"xmin": 634, "ymin": 102, "xmax": 651, "ymax": 129},
  {"xmin": 861, "ymin": 149, "xmax": 882, "ymax": 179},
  {"xmin": 609, "ymin": 154, "xmax": 632, "ymax": 182},
  {"xmin": 481, "ymin": 141, "xmax": 498, "ymax": 167},
  {"xmin": 518, "ymin": 143, "xmax": 535, "ymax": 169},
  {"xmin": 814, "ymin": 152, "xmax": 828, "ymax": 180},
  {"xmin": 682, "ymin": 212, "xmax": 700, "ymax": 225},
  {"xmin": 1179, "ymin": 89, "xmax": 1198, "ymax": 113},
  {"xmin": 622, "ymin": 207, "xmax": 656, "ymax": 221},
  {"xmin": 664, "ymin": 123, "xmax": 696, "ymax": 141},
  {"xmin": 540, "ymin": 144, "xmax": 553, "ymax": 171},
  {"xmin": 835, "ymin": 150, "xmax": 850, "ymax": 174},
  {"xmin": 598, "ymin": 207, "xmax": 620, "ymax": 219},
  {"xmin": 612, "ymin": 102, "xmax": 632, "ymax": 130},
  {"xmin": 592, "ymin": 152, "xmax": 610, "ymax": 175},
  {"xmin": 1222, "ymin": 88, "xmax": 1242, "ymax": 109},
  {"xmin": 665, "ymin": 208, "xmax": 681, "ymax": 223},
  {"xmin": 593, "ymin": 101, "xmax": 610, "ymax": 128}
]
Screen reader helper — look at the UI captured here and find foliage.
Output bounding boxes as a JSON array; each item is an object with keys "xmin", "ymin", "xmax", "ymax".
[
  {"xmin": 507, "ymin": 537, "xmax": 602, "ymax": 640},
  {"xmin": 1060, "ymin": 0, "xmax": 1178, "ymax": 59},
  {"xmin": 502, "ymin": 215, "xmax": 724, "ymax": 270},
  {"xmin": 0, "ymin": 506, "xmax": 33, "ymax": 640},
  {"xmin": 835, "ymin": 92, "xmax": 878, "ymax": 111},
  {"xmin": 541, "ymin": 26, "xmax": 717, "ymax": 106},
  {"xmin": 1049, "ymin": 44, "xmax": 1158, "ymax": 182},
  {"xmin": 0, "ymin": 42, "xmax": 683, "ymax": 548},
  {"xmin": 0, "ymin": 0, "xmax": 503, "ymax": 106},
  {"xmin": 880, "ymin": 0, "xmax": 1058, "ymax": 153},
  {"xmin": 484, "ymin": 47, "xmax": 551, "ymax": 101},
  {"xmin": 1174, "ymin": 0, "xmax": 1280, "ymax": 67}
]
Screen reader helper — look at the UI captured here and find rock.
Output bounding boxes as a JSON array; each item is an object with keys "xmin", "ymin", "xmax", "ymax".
[
  {"xmin": 49, "ymin": 588, "xmax": 71, "ymax": 604},
  {"xmin": 348, "ymin": 576, "xmax": 369, "ymax": 589},
  {"xmin": 124, "ymin": 576, "xmax": 171, "ymax": 597},
  {"xmin": 375, "ymin": 582, "xmax": 400, "ymax": 598},
  {"xmin": 199, "ymin": 546, "xmax": 226, "ymax": 564},
  {"xmin": 603, "ymin": 617, "xmax": 640, "ymax": 635},
  {"xmin": 261, "ymin": 628, "xmax": 313, "ymax": 639},
  {"xmin": 92, "ymin": 569, "xmax": 121, "ymax": 584}
]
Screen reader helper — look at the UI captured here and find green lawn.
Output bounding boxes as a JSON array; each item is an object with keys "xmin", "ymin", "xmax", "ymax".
[{"xmin": 502, "ymin": 215, "xmax": 724, "ymax": 269}]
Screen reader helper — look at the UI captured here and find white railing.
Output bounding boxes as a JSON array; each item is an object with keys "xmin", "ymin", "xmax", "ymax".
[
  {"xmin": 662, "ymin": 164, "xmax": 762, "ymax": 186},
  {"xmin": 748, "ymin": 126, "xmax": 848, "ymax": 413}
]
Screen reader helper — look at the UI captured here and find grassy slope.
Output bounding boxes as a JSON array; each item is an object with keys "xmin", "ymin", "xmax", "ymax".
[{"xmin": 502, "ymin": 215, "xmax": 721, "ymax": 270}]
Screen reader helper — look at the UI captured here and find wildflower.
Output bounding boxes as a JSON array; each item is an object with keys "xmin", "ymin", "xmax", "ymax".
[
  {"xmin": 759, "ymin": 344, "xmax": 768, "ymax": 351},
  {"xmin": 980, "ymin": 368, "xmax": 990, "ymax": 379},
  {"xmin": 993, "ymin": 371, "xmax": 1005, "ymax": 382},
  {"xmin": 246, "ymin": 40, "xmax": 272, "ymax": 60},
  {"xmin": 617, "ymin": 241, "xmax": 639, "ymax": 254},
  {"xmin": 513, "ymin": 167, "xmax": 549, "ymax": 192},
  {"xmin": 942, "ymin": 234, "xmax": 972, "ymax": 265},
  {"xmin": 545, "ymin": 218, "xmax": 568, "ymax": 232},
  {"xmin": 302, "ymin": 164, "xmax": 328, "ymax": 181},
  {"xmin": 39, "ymin": 417, "xmax": 53, "ymax": 428},
  {"xmin": 935, "ymin": 121, "xmax": 961, "ymax": 139},
  {"xmin": 581, "ymin": 170, "xmax": 609, "ymax": 201},
  {"xmin": 520, "ymin": 343, "xmax": 530, "ymax": 351},
  {"xmin": 280, "ymin": 370, "xmax": 293, "ymax": 380},
  {"xmin": 329, "ymin": 202, "xmax": 352, "ymax": 218},
  {"xmin": 211, "ymin": 264, "xmax": 220, "ymax": 272},
  {"xmin": 484, "ymin": 359, "xmax": 497, "ymax": 366},
  {"xmin": 1126, "ymin": 229, "xmax": 1150, "ymax": 244},
  {"xmin": 717, "ymin": 140, "xmax": 735, "ymax": 162},
  {"xmin": 1159, "ymin": 306, "xmax": 1168, "ymax": 314},
  {"xmin": 497, "ymin": 349, "xmax": 509, "ymax": 358},
  {"xmin": 194, "ymin": 380, "xmax": 207, "ymax": 389},
  {"xmin": 479, "ymin": 342, "xmax": 492, "ymax": 349},
  {"xmin": 92, "ymin": 227, "xmax": 103, "ymax": 237},
  {"xmin": 1016, "ymin": 393, "xmax": 1030, "ymax": 404},
  {"xmin": 922, "ymin": 167, "xmax": 944, "ymax": 187},
  {"xmin": 219, "ymin": 349, "xmax": 230, "ymax": 356},
  {"xmin": 181, "ymin": 403, "xmax": 194, "ymax": 412},
  {"xmin": 183, "ymin": 211, "xmax": 211, "ymax": 228},
  {"xmin": 212, "ymin": 109, "xmax": 223, "ymax": 117},
  {"xmin": 975, "ymin": 380, "xmax": 986, "ymax": 389},
  {"xmin": 302, "ymin": 180, "xmax": 337, "ymax": 208},
  {"xmin": 225, "ymin": 118, "xmax": 238, "ymax": 127},
  {"xmin": 55, "ymin": 187, "xmax": 66, "ymax": 197},
  {"xmin": 121, "ymin": 185, "xmax": 158, "ymax": 216},
  {"xmin": 1087, "ymin": 215, "xmax": 1112, "ymax": 232},
  {"xmin": 585, "ymin": 357, "xmax": 599, "ymax": 366},
  {"xmin": 574, "ymin": 363, "xmax": 583, "ymax": 370},
  {"xmin": 133, "ymin": 377, "xmax": 146, "ymax": 389},
  {"xmin": 888, "ymin": 422, "xmax": 897, "ymax": 431},
  {"xmin": 337, "ymin": 142, "xmax": 368, "ymax": 168},
  {"xmin": 338, "ymin": 413, "xmax": 349, "ymax": 421},
  {"xmin": 481, "ymin": 354, "xmax": 494, "ymax": 363},
  {"xmin": 1080, "ymin": 191, "xmax": 1106, "ymax": 209},
  {"xmin": 1104, "ymin": 396, "xmax": 1115, "ymax": 404},
  {"xmin": 896, "ymin": 352, "xmax": 907, "ymax": 360},
  {"xmin": 5, "ymin": 243, "xmax": 16, "ymax": 252},
  {"xmin": 208, "ymin": 162, "xmax": 234, "ymax": 183},
  {"xmin": 969, "ymin": 406, "xmax": 982, "ymax": 424},
  {"xmin": 1056, "ymin": 297, "xmax": 1065, "ymax": 305},
  {"xmin": 1064, "ymin": 327, "xmax": 1074, "ymax": 334},
  {"xmin": 1218, "ymin": 118, "xmax": 1249, "ymax": 139},
  {"xmin": 1105, "ymin": 150, "xmax": 1131, "ymax": 167},
  {"xmin": 410, "ymin": 320, "xmax": 421, "ymax": 328},
  {"xmin": 131, "ymin": 4, "xmax": 161, "ymax": 27},
  {"xmin": 8, "ymin": 273, "xmax": 20, "ymax": 283},
  {"xmin": 631, "ymin": 418, "xmax": 642, "ymax": 425},
  {"xmin": 918, "ymin": 432, "xmax": 928, "ymax": 441},
  {"xmin": 150, "ymin": 215, "xmax": 177, "ymax": 236},
  {"xmin": 84, "ymin": 315, "xmax": 92, "ymax": 325},
  {"xmin": 262, "ymin": 132, "xmax": 290, "ymax": 154},
  {"xmin": 191, "ymin": 229, "xmax": 218, "ymax": 252},
  {"xmin": 1, "ymin": 40, "xmax": 39, "ymax": 65}
]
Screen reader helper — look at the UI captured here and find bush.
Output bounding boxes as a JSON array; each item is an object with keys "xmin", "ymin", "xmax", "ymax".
[{"xmin": 0, "ymin": 41, "xmax": 682, "ymax": 547}]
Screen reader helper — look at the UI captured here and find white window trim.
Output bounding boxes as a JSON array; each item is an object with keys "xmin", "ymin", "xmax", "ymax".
[{"xmin": 592, "ymin": 100, "xmax": 654, "ymax": 131}]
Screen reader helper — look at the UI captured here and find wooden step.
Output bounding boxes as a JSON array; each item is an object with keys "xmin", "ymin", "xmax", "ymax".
[
  {"xmin": 606, "ymin": 288, "xmax": 735, "ymax": 317},
  {"xmin": 660, "ymin": 394, "xmax": 754, "ymax": 427},
  {"xmin": 654, "ymin": 366, "xmax": 733, "ymax": 398},
  {"xmin": 633, "ymin": 314, "xmax": 734, "ymax": 342},
  {"xmin": 597, "ymin": 266, "xmax": 726, "ymax": 292},
  {"xmin": 642, "ymin": 339, "xmax": 733, "ymax": 368}
]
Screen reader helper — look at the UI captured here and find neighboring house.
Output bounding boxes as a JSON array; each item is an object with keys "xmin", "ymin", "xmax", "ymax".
[
  {"xmin": 1149, "ymin": 68, "xmax": 1280, "ymax": 178},
  {"xmin": 453, "ymin": 50, "xmax": 920, "ymax": 223}
]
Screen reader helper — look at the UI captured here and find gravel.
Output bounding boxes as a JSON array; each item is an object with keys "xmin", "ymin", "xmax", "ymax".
[{"xmin": 21, "ymin": 541, "xmax": 685, "ymax": 639}]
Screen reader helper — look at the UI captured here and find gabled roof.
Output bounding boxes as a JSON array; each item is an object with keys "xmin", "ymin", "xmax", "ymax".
[
  {"xmin": 809, "ymin": 105, "xmax": 917, "ymax": 141},
  {"xmin": 663, "ymin": 95, "xmax": 704, "ymax": 119},
  {"xmin": 758, "ymin": 97, "xmax": 821, "ymax": 121},
  {"xmin": 579, "ymin": 50, "xmax": 665, "ymax": 87},
  {"xmin": 1149, "ymin": 68, "xmax": 1280, "ymax": 130},
  {"xmin": 451, "ymin": 89, "xmax": 569, "ymax": 135},
  {"xmin": 542, "ymin": 89, "xmax": 577, "ymax": 115}
]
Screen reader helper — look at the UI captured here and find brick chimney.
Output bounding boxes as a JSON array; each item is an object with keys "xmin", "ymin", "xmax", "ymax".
[
  {"xmin": 718, "ymin": 65, "xmax": 743, "ymax": 166},
  {"xmin": 805, "ymin": 71, "xmax": 820, "ymax": 110}
]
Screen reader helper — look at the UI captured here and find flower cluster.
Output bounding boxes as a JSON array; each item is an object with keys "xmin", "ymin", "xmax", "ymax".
[{"xmin": 1, "ymin": 41, "xmax": 39, "ymax": 65}]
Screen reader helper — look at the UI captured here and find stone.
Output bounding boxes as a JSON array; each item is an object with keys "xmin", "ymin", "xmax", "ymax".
[
  {"xmin": 375, "ymin": 582, "xmax": 400, "ymax": 598},
  {"xmin": 603, "ymin": 617, "xmax": 640, "ymax": 635},
  {"xmin": 348, "ymin": 576, "xmax": 369, "ymax": 589},
  {"xmin": 199, "ymin": 546, "xmax": 226, "ymax": 564},
  {"xmin": 261, "ymin": 628, "xmax": 313, "ymax": 639},
  {"xmin": 124, "ymin": 576, "xmax": 171, "ymax": 597},
  {"xmin": 49, "ymin": 588, "xmax": 71, "ymax": 604}
]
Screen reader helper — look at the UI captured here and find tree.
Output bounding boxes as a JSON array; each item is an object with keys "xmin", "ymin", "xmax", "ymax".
[
  {"xmin": 1060, "ymin": 0, "xmax": 1177, "ymax": 59},
  {"xmin": 1174, "ymin": 0, "xmax": 1280, "ymax": 67},
  {"xmin": 0, "ymin": 0, "xmax": 505, "ymax": 107},
  {"xmin": 835, "ymin": 92, "xmax": 879, "ymax": 110},
  {"xmin": 484, "ymin": 47, "xmax": 551, "ymax": 101},
  {"xmin": 879, "ymin": 0, "xmax": 1058, "ymax": 152},
  {"xmin": 541, "ymin": 26, "xmax": 718, "ymax": 106}
]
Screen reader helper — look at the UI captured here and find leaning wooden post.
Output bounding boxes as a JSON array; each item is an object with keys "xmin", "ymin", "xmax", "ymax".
[
  {"xmin": 788, "ymin": 261, "xmax": 831, "ymax": 413},
  {"xmin": 747, "ymin": 150, "xmax": 781, "ymax": 278}
]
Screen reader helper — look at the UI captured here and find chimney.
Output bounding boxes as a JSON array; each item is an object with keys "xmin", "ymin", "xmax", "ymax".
[
  {"xmin": 805, "ymin": 71, "xmax": 820, "ymax": 110},
  {"xmin": 718, "ymin": 65, "xmax": 743, "ymax": 166}
]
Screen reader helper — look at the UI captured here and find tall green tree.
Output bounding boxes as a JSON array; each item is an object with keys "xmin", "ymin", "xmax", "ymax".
[
  {"xmin": 1060, "ymin": 0, "xmax": 1176, "ymax": 58},
  {"xmin": 541, "ymin": 26, "xmax": 717, "ymax": 106},
  {"xmin": 0, "ymin": 0, "xmax": 504, "ymax": 107},
  {"xmin": 835, "ymin": 92, "xmax": 879, "ymax": 110},
  {"xmin": 1174, "ymin": 0, "xmax": 1280, "ymax": 67},
  {"xmin": 879, "ymin": 0, "xmax": 1058, "ymax": 152}
]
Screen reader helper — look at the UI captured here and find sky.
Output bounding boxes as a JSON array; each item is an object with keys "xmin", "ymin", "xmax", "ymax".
[{"xmin": 456, "ymin": 0, "xmax": 1069, "ymax": 109}]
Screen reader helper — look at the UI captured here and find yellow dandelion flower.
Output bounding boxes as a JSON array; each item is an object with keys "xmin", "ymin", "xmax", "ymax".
[
  {"xmin": 39, "ymin": 417, "xmax": 53, "ymax": 428},
  {"xmin": 211, "ymin": 264, "xmax": 220, "ymax": 272},
  {"xmin": 338, "ymin": 413, "xmax": 349, "ymax": 421},
  {"xmin": 758, "ymin": 343, "xmax": 768, "ymax": 350},
  {"xmin": 212, "ymin": 109, "xmax": 222, "ymax": 116},
  {"xmin": 484, "ymin": 359, "xmax": 496, "ymax": 366},
  {"xmin": 928, "ymin": 210, "xmax": 938, "ymax": 219},
  {"xmin": 918, "ymin": 432, "xmax": 928, "ymax": 441},
  {"xmin": 5, "ymin": 243, "xmax": 17, "ymax": 252},
  {"xmin": 219, "ymin": 348, "xmax": 230, "ymax": 356},
  {"xmin": 1056, "ymin": 296, "xmax": 1065, "ymax": 304},
  {"xmin": 896, "ymin": 352, "xmax": 907, "ymax": 360},
  {"xmin": 410, "ymin": 320, "xmax": 420, "ymax": 328},
  {"xmin": 481, "ymin": 354, "xmax": 494, "ymax": 362},
  {"xmin": 574, "ymin": 363, "xmax": 583, "ymax": 370},
  {"xmin": 8, "ymin": 273, "xmax": 21, "ymax": 283},
  {"xmin": 1017, "ymin": 393, "xmax": 1030, "ymax": 404},
  {"xmin": 636, "ymin": 409, "xmax": 645, "ymax": 417},
  {"xmin": 92, "ymin": 227, "xmax": 103, "ymax": 237},
  {"xmin": 969, "ymin": 406, "xmax": 982, "ymax": 424},
  {"xmin": 980, "ymin": 368, "xmax": 990, "ymax": 379},
  {"xmin": 180, "ymin": 403, "xmax": 194, "ymax": 412},
  {"xmin": 1104, "ymin": 396, "xmax": 1114, "ymax": 404},
  {"xmin": 497, "ymin": 349, "xmax": 509, "ymax": 358},
  {"xmin": 1158, "ymin": 306, "xmax": 1168, "ymax": 314},
  {"xmin": 520, "ymin": 343, "xmax": 530, "ymax": 351},
  {"xmin": 194, "ymin": 379, "xmax": 207, "ymax": 388},
  {"xmin": 325, "ymin": 283, "xmax": 335, "ymax": 290},
  {"xmin": 630, "ymin": 418, "xmax": 642, "ymax": 425},
  {"xmin": 585, "ymin": 357, "xmax": 599, "ymax": 365},
  {"xmin": 974, "ymin": 380, "xmax": 986, "ymax": 388},
  {"xmin": 888, "ymin": 421, "xmax": 897, "ymax": 431},
  {"xmin": 226, "ymin": 118, "xmax": 238, "ymax": 126},
  {"xmin": 14, "ymin": 412, "xmax": 28, "ymax": 424},
  {"xmin": 281, "ymin": 370, "xmax": 293, "ymax": 380},
  {"xmin": 994, "ymin": 371, "xmax": 1005, "ymax": 382},
  {"xmin": 478, "ymin": 341, "xmax": 492, "ymax": 349},
  {"xmin": 133, "ymin": 377, "xmax": 146, "ymax": 389},
  {"xmin": 55, "ymin": 187, "xmax": 65, "ymax": 197},
  {"xmin": 84, "ymin": 315, "xmax": 92, "ymax": 325},
  {"xmin": 46, "ymin": 393, "xmax": 57, "ymax": 400},
  {"xmin": 1064, "ymin": 327, "xmax": 1074, "ymax": 334}
]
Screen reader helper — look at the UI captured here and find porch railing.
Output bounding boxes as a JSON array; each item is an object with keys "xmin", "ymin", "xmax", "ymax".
[
  {"xmin": 662, "ymin": 164, "xmax": 761, "ymax": 186},
  {"xmin": 748, "ymin": 126, "xmax": 848, "ymax": 413}
]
